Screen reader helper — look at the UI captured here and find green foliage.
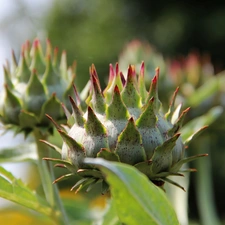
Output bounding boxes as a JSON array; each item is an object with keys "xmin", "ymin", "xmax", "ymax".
[
  {"xmin": 0, "ymin": 166, "xmax": 52, "ymax": 217},
  {"xmin": 85, "ymin": 158, "xmax": 179, "ymax": 225},
  {"xmin": 0, "ymin": 39, "xmax": 75, "ymax": 136}
]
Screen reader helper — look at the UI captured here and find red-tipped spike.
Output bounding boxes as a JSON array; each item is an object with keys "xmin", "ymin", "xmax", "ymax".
[
  {"xmin": 90, "ymin": 64, "xmax": 99, "ymax": 81},
  {"xmin": 127, "ymin": 65, "xmax": 132, "ymax": 77},
  {"xmin": 140, "ymin": 61, "xmax": 145, "ymax": 77},
  {"xmin": 120, "ymin": 72, "xmax": 126, "ymax": 86},
  {"xmin": 169, "ymin": 87, "xmax": 180, "ymax": 108},
  {"xmin": 32, "ymin": 68, "xmax": 37, "ymax": 75},
  {"xmin": 174, "ymin": 86, "xmax": 179, "ymax": 95},
  {"xmin": 109, "ymin": 63, "xmax": 115, "ymax": 81},
  {"xmin": 152, "ymin": 74, "xmax": 157, "ymax": 85},
  {"xmin": 54, "ymin": 164, "xmax": 67, "ymax": 168},
  {"xmin": 87, "ymin": 106, "xmax": 93, "ymax": 114},
  {"xmin": 90, "ymin": 69, "xmax": 102, "ymax": 93},
  {"xmin": 127, "ymin": 65, "xmax": 136, "ymax": 78},
  {"xmin": 168, "ymin": 107, "xmax": 191, "ymax": 136},
  {"xmin": 138, "ymin": 61, "xmax": 148, "ymax": 103},
  {"xmin": 33, "ymin": 39, "xmax": 40, "ymax": 48},
  {"xmin": 22, "ymin": 40, "xmax": 30, "ymax": 62},
  {"xmin": 126, "ymin": 65, "xmax": 137, "ymax": 87},
  {"xmin": 151, "ymin": 67, "xmax": 160, "ymax": 86},
  {"xmin": 72, "ymin": 84, "xmax": 81, "ymax": 106},
  {"xmin": 45, "ymin": 113, "xmax": 61, "ymax": 130},
  {"xmin": 128, "ymin": 117, "xmax": 135, "ymax": 123},
  {"xmin": 147, "ymin": 67, "xmax": 161, "ymax": 110},
  {"xmin": 115, "ymin": 62, "xmax": 119, "ymax": 75},
  {"xmin": 69, "ymin": 95, "xmax": 84, "ymax": 126},
  {"xmin": 181, "ymin": 107, "xmax": 191, "ymax": 115},
  {"xmin": 61, "ymin": 102, "xmax": 71, "ymax": 121},
  {"xmin": 114, "ymin": 85, "xmax": 120, "ymax": 94}
]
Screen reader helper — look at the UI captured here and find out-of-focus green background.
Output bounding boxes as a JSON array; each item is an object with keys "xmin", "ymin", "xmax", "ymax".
[
  {"xmin": 2, "ymin": 0, "xmax": 225, "ymax": 87},
  {"xmin": 1, "ymin": 0, "xmax": 225, "ymax": 224},
  {"xmin": 44, "ymin": 0, "xmax": 225, "ymax": 89}
]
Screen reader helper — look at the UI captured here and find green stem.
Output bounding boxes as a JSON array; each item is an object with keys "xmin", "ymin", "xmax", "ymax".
[
  {"xmin": 33, "ymin": 128, "xmax": 69, "ymax": 224},
  {"xmin": 194, "ymin": 135, "xmax": 220, "ymax": 225}
]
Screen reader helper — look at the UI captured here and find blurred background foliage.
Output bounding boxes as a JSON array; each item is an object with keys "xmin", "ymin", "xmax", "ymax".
[
  {"xmin": 1, "ymin": 0, "xmax": 225, "ymax": 224},
  {"xmin": 45, "ymin": 0, "xmax": 225, "ymax": 89}
]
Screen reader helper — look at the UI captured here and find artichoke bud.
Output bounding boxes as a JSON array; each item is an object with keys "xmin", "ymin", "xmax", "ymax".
[
  {"xmin": 0, "ymin": 39, "xmax": 76, "ymax": 135},
  {"xmin": 45, "ymin": 62, "xmax": 207, "ymax": 192}
]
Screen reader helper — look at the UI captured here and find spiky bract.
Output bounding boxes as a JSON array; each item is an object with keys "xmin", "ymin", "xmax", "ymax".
[
  {"xmin": 0, "ymin": 39, "xmax": 76, "ymax": 135},
  {"xmin": 46, "ymin": 62, "xmax": 206, "ymax": 192}
]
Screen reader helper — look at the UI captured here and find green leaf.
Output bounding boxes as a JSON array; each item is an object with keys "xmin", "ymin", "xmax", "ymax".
[
  {"xmin": 84, "ymin": 158, "xmax": 179, "ymax": 225},
  {"xmin": 102, "ymin": 199, "xmax": 120, "ymax": 225},
  {"xmin": 0, "ymin": 143, "xmax": 37, "ymax": 163},
  {"xmin": 181, "ymin": 106, "xmax": 223, "ymax": 144},
  {"xmin": 0, "ymin": 166, "xmax": 53, "ymax": 217}
]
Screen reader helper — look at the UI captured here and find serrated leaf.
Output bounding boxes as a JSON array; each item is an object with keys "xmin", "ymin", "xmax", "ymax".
[
  {"xmin": 0, "ymin": 166, "xmax": 53, "ymax": 217},
  {"xmin": 84, "ymin": 158, "xmax": 179, "ymax": 225}
]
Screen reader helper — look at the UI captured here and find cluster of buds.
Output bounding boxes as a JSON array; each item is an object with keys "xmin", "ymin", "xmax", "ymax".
[{"xmin": 0, "ymin": 39, "xmax": 76, "ymax": 135}]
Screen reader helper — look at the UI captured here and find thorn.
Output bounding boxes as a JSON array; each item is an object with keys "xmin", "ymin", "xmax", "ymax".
[
  {"xmin": 140, "ymin": 61, "xmax": 145, "ymax": 76},
  {"xmin": 109, "ymin": 63, "xmax": 115, "ymax": 80},
  {"xmin": 114, "ymin": 85, "xmax": 120, "ymax": 93},
  {"xmin": 54, "ymin": 164, "xmax": 67, "ymax": 168},
  {"xmin": 120, "ymin": 72, "xmax": 126, "ymax": 86},
  {"xmin": 115, "ymin": 62, "xmax": 119, "ymax": 75},
  {"xmin": 45, "ymin": 114, "xmax": 61, "ymax": 129},
  {"xmin": 128, "ymin": 117, "xmax": 135, "ymax": 123}
]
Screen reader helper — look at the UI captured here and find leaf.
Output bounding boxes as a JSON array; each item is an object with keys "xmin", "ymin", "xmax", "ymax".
[
  {"xmin": 84, "ymin": 158, "xmax": 179, "ymax": 225},
  {"xmin": 0, "ymin": 166, "xmax": 53, "ymax": 217},
  {"xmin": 181, "ymin": 106, "xmax": 223, "ymax": 144},
  {"xmin": 102, "ymin": 199, "xmax": 120, "ymax": 225},
  {"xmin": 0, "ymin": 143, "xmax": 37, "ymax": 163}
]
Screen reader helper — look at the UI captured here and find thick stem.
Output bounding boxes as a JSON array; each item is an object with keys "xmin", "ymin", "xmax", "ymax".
[
  {"xmin": 194, "ymin": 135, "xmax": 220, "ymax": 225},
  {"xmin": 33, "ymin": 128, "xmax": 69, "ymax": 224}
]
